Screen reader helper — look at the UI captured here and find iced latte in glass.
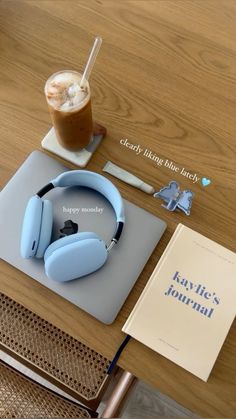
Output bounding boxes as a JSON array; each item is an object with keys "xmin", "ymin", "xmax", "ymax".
[{"xmin": 45, "ymin": 70, "xmax": 93, "ymax": 151}]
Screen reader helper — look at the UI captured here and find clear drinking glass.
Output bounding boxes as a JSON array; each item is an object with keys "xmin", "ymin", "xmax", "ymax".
[{"xmin": 45, "ymin": 70, "xmax": 93, "ymax": 151}]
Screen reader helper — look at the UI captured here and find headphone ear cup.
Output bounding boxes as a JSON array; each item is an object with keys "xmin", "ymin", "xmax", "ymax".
[
  {"xmin": 44, "ymin": 232, "xmax": 108, "ymax": 282},
  {"xmin": 35, "ymin": 200, "xmax": 53, "ymax": 258},
  {"xmin": 20, "ymin": 196, "xmax": 43, "ymax": 258},
  {"xmin": 44, "ymin": 232, "xmax": 98, "ymax": 262}
]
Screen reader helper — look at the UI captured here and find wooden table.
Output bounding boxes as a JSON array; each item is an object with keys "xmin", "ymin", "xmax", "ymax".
[{"xmin": 1, "ymin": 1, "xmax": 236, "ymax": 416}]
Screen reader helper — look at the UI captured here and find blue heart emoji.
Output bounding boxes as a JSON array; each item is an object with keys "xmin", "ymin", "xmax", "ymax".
[{"xmin": 201, "ymin": 177, "xmax": 211, "ymax": 187}]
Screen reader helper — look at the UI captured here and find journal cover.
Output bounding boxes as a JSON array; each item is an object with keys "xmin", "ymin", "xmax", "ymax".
[{"xmin": 122, "ymin": 224, "xmax": 236, "ymax": 381}]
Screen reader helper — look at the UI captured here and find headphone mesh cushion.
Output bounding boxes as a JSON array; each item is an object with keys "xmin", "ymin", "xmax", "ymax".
[{"xmin": 35, "ymin": 200, "xmax": 53, "ymax": 258}]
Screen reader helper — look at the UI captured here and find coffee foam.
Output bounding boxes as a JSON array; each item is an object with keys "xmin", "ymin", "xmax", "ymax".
[{"xmin": 45, "ymin": 71, "xmax": 90, "ymax": 112}]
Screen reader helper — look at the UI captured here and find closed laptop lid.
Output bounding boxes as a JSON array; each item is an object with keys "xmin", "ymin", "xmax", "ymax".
[{"xmin": 0, "ymin": 151, "xmax": 166, "ymax": 324}]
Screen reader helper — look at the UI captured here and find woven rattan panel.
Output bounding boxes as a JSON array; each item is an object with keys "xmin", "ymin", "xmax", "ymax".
[
  {"xmin": 0, "ymin": 360, "xmax": 92, "ymax": 418},
  {"xmin": 0, "ymin": 292, "xmax": 110, "ymax": 403}
]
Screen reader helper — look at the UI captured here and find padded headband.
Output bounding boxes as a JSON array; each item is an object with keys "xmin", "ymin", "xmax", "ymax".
[
  {"xmin": 52, "ymin": 171, "xmax": 125, "ymax": 222},
  {"xmin": 36, "ymin": 170, "xmax": 125, "ymax": 245}
]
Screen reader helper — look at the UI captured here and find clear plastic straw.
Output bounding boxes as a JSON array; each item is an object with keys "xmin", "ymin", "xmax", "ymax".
[{"xmin": 80, "ymin": 36, "xmax": 102, "ymax": 89}]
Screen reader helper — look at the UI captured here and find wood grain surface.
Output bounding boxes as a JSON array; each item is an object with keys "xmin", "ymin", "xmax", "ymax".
[{"xmin": 0, "ymin": 1, "xmax": 236, "ymax": 416}]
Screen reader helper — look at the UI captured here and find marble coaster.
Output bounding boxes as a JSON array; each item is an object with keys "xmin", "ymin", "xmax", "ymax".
[{"xmin": 41, "ymin": 127, "xmax": 104, "ymax": 168}]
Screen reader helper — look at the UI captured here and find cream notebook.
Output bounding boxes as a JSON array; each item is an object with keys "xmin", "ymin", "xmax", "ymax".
[{"xmin": 122, "ymin": 224, "xmax": 236, "ymax": 381}]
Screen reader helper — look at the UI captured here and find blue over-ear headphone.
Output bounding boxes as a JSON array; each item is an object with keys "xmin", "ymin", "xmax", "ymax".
[{"xmin": 20, "ymin": 170, "xmax": 125, "ymax": 282}]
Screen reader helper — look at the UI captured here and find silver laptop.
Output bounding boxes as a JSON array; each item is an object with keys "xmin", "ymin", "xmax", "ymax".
[{"xmin": 0, "ymin": 151, "xmax": 166, "ymax": 324}]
